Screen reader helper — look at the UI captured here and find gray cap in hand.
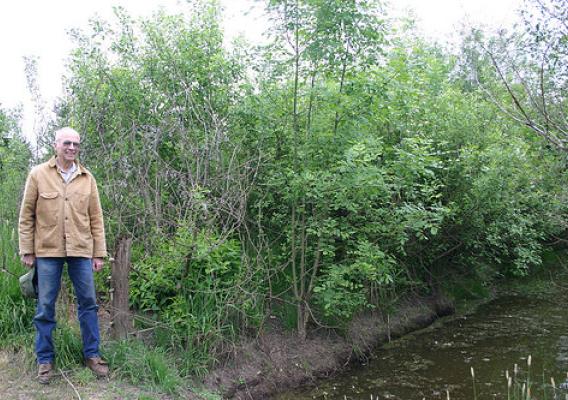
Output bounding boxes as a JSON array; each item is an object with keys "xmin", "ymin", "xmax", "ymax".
[{"xmin": 19, "ymin": 267, "xmax": 38, "ymax": 299}]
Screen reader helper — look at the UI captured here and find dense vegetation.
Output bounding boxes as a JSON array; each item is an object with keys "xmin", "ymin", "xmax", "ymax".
[
  {"xmin": 0, "ymin": 107, "xmax": 35, "ymax": 344},
  {"xmin": 1, "ymin": 0, "xmax": 566, "ymax": 386}
]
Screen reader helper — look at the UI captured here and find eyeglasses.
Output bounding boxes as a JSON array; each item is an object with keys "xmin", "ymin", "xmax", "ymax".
[{"xmin": 61, "ymin": 140, "xmax": 81, "ymax": 148}]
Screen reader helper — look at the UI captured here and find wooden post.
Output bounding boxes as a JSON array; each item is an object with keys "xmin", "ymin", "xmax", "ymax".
[{"xmin": 110, "ymin": 237, "xmax": 132, "ymax": 340}]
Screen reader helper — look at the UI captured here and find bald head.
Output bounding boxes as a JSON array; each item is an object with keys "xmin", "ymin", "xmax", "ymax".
[{"xmin": 55, "ymin": 127, "xmax": 81, "ymax": 143}]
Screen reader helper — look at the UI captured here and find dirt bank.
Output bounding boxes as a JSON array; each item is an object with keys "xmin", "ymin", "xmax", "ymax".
[{"xmin": 204, "ymin": 294, "xmax": 454, "ymax": 399}]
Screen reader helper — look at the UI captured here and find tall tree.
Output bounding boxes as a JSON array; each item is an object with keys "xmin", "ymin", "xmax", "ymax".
[
  {"xmin": 257, "ymin": 0, "xmax": 387, "ymax": 339},
  {"xmin": 475, "ymin": 0, "xmax": 567, "ymax": 151}
]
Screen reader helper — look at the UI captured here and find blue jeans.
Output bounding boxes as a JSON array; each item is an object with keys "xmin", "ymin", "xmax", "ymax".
[{"xmin": 34, "ymin": 257, "xmax": 101, "ymax": 364}]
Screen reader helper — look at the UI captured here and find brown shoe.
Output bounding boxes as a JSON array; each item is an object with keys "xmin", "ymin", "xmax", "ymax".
[
  {"xmin": 85, "ymin": 357, "xmax": 109, "ymax": 378},
  {"xmin": 38, "ymin": 363, "xmax": 53, "ymax": 384}
]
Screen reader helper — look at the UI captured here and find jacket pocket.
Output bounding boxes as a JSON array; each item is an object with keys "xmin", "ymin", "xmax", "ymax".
[
  {"xmin": 72, "ymin": 227, "xmax": 94, "ymax": 254},
  {"xmin": 37, "ymin": 192, "xmax": 59, "ymax": 227},
  {"xmin": 37, "ymin": 225, "xmax": 60, "ymax": 252},
  {"xmin": 70, "ymin": 192, "xmax": 91, "ymax": 229}
]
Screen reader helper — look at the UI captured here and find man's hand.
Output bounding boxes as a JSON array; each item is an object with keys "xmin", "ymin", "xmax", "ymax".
[
  {"xmin": 92, "ymin": 257, "xmax": 104, "ymax": 272},
  {"xmin": 21, "ymin": 254, "xmax": 36, "ymax": 268}
]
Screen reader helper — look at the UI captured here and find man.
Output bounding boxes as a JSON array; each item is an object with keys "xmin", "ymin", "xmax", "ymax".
[{"xmin": 18, "ymin": 127, "xmax": 109, "ymax": 384}]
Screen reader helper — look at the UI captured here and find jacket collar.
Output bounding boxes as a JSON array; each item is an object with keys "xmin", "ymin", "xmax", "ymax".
[{"xmin": 48, "ymin": 156, "xmax": 87, "ymax": 175}]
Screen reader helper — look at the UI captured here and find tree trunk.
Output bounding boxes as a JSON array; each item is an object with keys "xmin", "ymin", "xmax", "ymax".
[
  {"xmin": 297, "ymin": 301, "xmax": 308, "ymax": 341},
  {"xmin": 110, "ymin": 237, "xmax": 132, "ymax": 340}
]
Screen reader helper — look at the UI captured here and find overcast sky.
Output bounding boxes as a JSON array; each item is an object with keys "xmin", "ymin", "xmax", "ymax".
[{"xmin": 0, "ymin": 0, "xmax": 523, "ymax": 137}]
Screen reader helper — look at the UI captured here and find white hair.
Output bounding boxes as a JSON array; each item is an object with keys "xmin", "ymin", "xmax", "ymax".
[{"xmin": 54, "ymin": 127, "xmax": 81, "ymax": 142}]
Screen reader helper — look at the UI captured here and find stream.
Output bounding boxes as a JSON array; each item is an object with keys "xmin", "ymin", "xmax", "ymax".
[{"xmin": 276, "ymin": 285, "xmax": 568, "ymax": 400}]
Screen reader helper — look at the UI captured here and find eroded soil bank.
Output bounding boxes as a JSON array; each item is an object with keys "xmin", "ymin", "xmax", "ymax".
[{"xmin": 203, "ymin": 294, "xmax": 454, "ymax": 399}]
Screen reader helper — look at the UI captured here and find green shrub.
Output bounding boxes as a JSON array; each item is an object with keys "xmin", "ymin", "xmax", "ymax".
[{"xmin": 129, "ymin": 222, "xmax": 264, "ymax": 374}]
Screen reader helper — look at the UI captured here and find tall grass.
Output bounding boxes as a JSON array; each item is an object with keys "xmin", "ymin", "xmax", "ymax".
[
  {"xmin": 105, "ymin": 339, "xmax": 183, "ymax": 395},
  {"xmin": 466, "ymin": 355, "xmax": 565, "ymax": 400},
  {"xmin": 0, "ymin": 218, "xmax": 36, "ymax": 347},
  {"xmin": 0, "ymin": 133, "xmax": 35, "ymax": 346}
]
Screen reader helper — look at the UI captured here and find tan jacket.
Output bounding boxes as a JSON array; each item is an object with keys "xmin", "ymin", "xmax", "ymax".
[{"xmin": 18, "ymin": 156, "xmax": 107, "ymax": 258}]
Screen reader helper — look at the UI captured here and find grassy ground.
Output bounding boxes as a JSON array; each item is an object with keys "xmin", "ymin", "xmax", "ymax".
[
  {"xmin": 0, "ymin": 327, "xmax": 220, "ymax": 400},
  {"xmin": 0, "ymin": 350, "xmax": 178, "ymax": 400}
]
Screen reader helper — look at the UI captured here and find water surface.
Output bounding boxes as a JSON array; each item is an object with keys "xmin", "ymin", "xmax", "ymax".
[{"xmin": 276, "ymin": 287, "xmax": 568, "ymax": 399}]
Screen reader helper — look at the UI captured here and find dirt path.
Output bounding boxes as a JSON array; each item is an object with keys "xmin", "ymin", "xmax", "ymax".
[{"xmin": 0, "ymin": 351, "xmax": 175, "ymax": 400}]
